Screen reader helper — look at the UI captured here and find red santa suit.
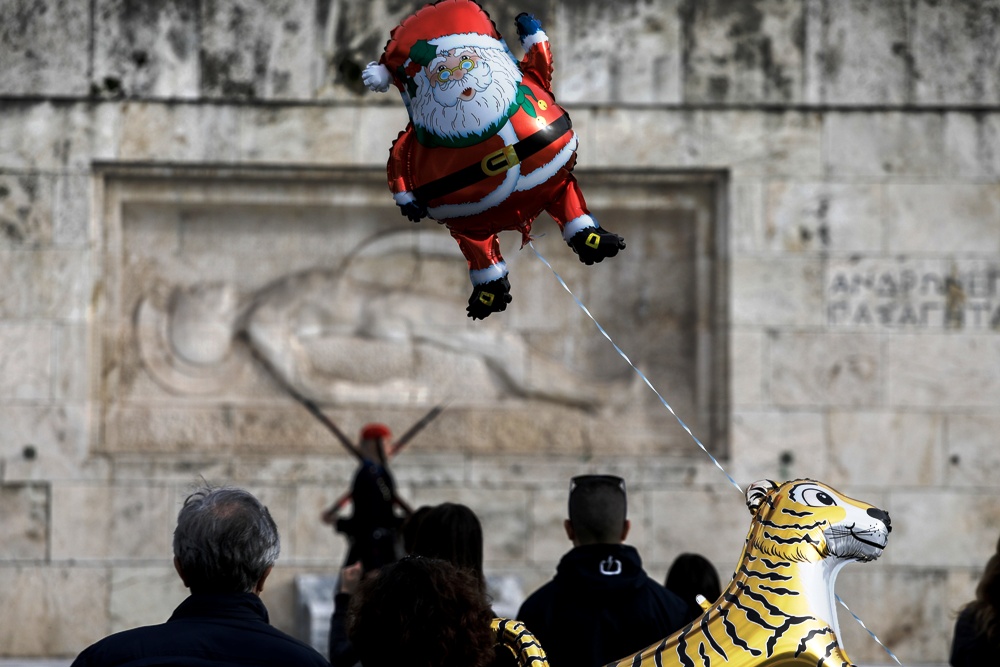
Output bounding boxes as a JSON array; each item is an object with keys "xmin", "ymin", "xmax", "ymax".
[{"xmin": 363, "ymin": 0, "xmax": 623, "ymax": 316}]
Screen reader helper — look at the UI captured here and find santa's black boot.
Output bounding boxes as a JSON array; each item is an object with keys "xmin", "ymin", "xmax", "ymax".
[
  {"xmin": 466, "ymin": 277, "xmax": 512, "ymax": 320},
  {"xmin": 567, "ymin": 227, "xmax": 626, "ymax": 265}
]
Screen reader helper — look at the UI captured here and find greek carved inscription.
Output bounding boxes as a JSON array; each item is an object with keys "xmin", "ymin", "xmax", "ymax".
[{"xmin": 827, "ymin": 261, "xmax": 1000, "ymax": 330}]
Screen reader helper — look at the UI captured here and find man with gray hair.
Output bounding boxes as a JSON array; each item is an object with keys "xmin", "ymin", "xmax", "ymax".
[
  {"xmin": 71, "ymin": 485, "xmax": 329, "ymax": 666},
  {"xmin": 517, "ymin": 475, "xmax": 688, "ymax": 667}
]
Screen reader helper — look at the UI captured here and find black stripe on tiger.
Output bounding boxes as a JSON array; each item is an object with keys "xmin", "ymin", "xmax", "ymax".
[
  {"xmin": 759, "ymin": 584, "xmax": 800, "ymax": 595},
  {"xmin": 760, "ymin": 557, "xmax": 791, "ymax": 569},
  {"xmin": 697, "ymin": 641, "xmax": 709, "ymax": 667},
  {"xmin": 719, "ymin": 607, "xmax": 762, "ymax": 657},
  {"xmin": 781, "ymin": 508, "xmax": 812, "ymax": 517},
  {"xmin": 676, "ymin": 630, "xmax": 694, "ymax": 667},
  {"xmin": 766, "ymin": 614, "xmax": 813, "ymax": 656},
  {"xmin": 739, "ymin": 563, "xmax": 793, "ymax": 581},
  {"xmin": 761, "ymin": 518, "xmax": 826, "ymax": 531},
  {"xmin": 762, "ymin": 530, "xmax": 821, "ymax": 547},
  {"xmin": 794, "ymin": 627, "xmax": 835, "ymax": 657},
  {"xmin": 700, "ymin": 613, "xmax": 728, "ymax": 660}
]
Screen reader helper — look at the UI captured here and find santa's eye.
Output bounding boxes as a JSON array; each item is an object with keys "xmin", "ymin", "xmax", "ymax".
[
  {"xmin": 800, "ymin": 487, "xmax": 837, "ymax": 507},
  {"xmin": 460, "ymin": 58, "xmax": 474, "ymax": 70}
]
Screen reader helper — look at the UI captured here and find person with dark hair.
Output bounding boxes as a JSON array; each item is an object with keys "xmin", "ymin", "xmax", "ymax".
[
  {"xmin": 411, "ymin": 502, "xmax": 486, "ymax": 587},
  {"xmin": 329, "ymin": 502, "xmax": 489, "ymax": 666},
  {"xmin": 950, "ymin": 534, "xmax": 1000, "ymax": 666},
  {"xmin": 71, "ymin": 485, "xmax": 329, "ymax": 667},
  {"xmin": 348, "ymin": 557, "xmax": 497, "ymax": 667},
  {"xmin": 516, "ymin": 474, "xmax": 688, "ymax": 667},
  {"xmin": 664, "ymin": 553, "xmax": 722, "ymax": 624}
]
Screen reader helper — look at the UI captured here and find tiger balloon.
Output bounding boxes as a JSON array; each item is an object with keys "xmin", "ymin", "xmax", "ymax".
[
  {"xmin": 494, "ymin": 617, "xmax": 550, "ymax": 667},
  {"xmin": 604, "ymin": 479, "xmax": 892, "ymax": 667}
]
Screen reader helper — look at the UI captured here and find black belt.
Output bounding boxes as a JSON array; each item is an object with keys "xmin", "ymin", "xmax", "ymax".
[{"xmin": 413, "ymin": 113, "xmax": 572, "ymax": 204}]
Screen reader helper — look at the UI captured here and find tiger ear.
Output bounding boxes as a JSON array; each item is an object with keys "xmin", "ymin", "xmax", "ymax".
[{"xmin": 746, "ymin": 480, "xmax": 779, "ymax": 513}]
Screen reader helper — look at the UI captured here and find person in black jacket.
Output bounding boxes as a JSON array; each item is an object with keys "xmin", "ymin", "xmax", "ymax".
[
  {"xmin": 516, "ymin": 475, "xmax": 688, "ymax": 667},
  {"xmin": 71, "ymin": 485, "xmax": 329, "ymax": 667},
  {"xmin": 951, "ymin": 532, "xmax": 1000, "ymax": 666}
]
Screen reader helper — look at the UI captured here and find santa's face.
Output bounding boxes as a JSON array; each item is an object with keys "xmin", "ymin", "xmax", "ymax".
[{"xmin": 409, "ymin": 45, "xmax": 521, "ymax": 141}]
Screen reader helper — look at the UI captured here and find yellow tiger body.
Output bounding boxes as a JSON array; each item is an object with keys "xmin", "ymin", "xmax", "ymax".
[
  {"xmin": 604, "ymin": 479, "xmax": 892, "ymax": 667},
  {"xmin": 495, "ymin": 617, "xmax": 551, "ymax": 667}
]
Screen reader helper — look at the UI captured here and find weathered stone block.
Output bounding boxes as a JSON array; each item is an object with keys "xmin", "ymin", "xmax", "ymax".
[
  {"xmin": 647, "ymin": 486, "xmax": 748, "ymax": 573},
  {"xmin": 807, "ymin": 0, "xmax": 910, "ymax": 105},
  {"xmin": 0, "ymin": 171, "xmax": 55, "ymax": 248},
  {"xmin": 119, "ymin": 102, "xmax": 241, "ymax": 163},
  {"xmin": 946, "ymin": 413, "xmax": 1000, "ymax": 488},
  {"xmin": 884, "ymin": 183, "xmax": 1000, "ymax": 254},
  {"xmin": 198, "ymin": 0, "xmax": 316, "ymax": 100},
  {"xmin": 553, "ymin": 0, "xmax": 683, "ymax": 105},
  {"xmin": 51, "ymin": 483, "xmax": 175, "ymax": 561},
  {"xmin": 730, "ymin": 330, "xmax": 764, "ymax": 406},
  {"xmin": 0, "ymin": 250, "xmax": 90, "ymax": 320},
  {"xmin": 0, "ymin": 483, "xmax": 48, "ymax": 560},
  {"xmin": 93, "ymin": 0, "xmax": 201, "ymax": 100},
  {"xmin": 764, "ymin": 182, "xmax": 882, "ymax": 254},
  {"xmin": 828, "ymin": 410, "xmax": 945, "ymax": 487},
  {"xmin": 825, "ymin": 112, "xmax": 947, "ymax": 178},
  {"xmin": 888, "ymin": 489, "xmax": 1000, "ymax": 567},
  {"xmin": 835, "ymin": 566, "xmax": 952, "ymax": 665},
  {"xmin": 704, "ymin": 111, "xmax": 823, "ymax": 178},
  {"xmin": 0, "ymin": 0, "xmax": 91, "ymax": 96},
  {"xmin": 942, "ymin": 112, "xmax": 1000, "ymax": 180},
  {"xmin": 910, "ymin": 0, "xmax": 1000, "ymax": 106},
  {"xmin": 109, "ymin": 566, "xmax": 187, "ymax": 634},
  {"xmin": 888, "ymin": 334, "xmax": 1000, "ymax": 408},
  {"xmin": 54, "ymin": 173, "xmax": 92, "ymax": 248},
  {"xmin": 728, "ymin": 410, "xmax": 826, "ymax": 483},
  {"xmin": 0, "ymin": 565, "xmax": 110, "ymax": 656},
  {"xmin": 525, "ymin": 486, "xmax": 570, "ymax": 564},
  {"xmin": 0, "ymin": 324, "xmax": 53, "ymax": 401},
  {"xmin": 730, "ymin": 257, "xmax": 825, "ymax": 327},
  {"xmin": 238, "ymin": 106, "xmax": 357, "ymax": 164},
  {"xmin": 286, "ymin": 484, "xmax": 345, "ymax": 565},
  {"xmin": 769, "ymin": 331, "xmax": 882, "ymax": 407},
  {"xmin": 682, "ymin": 0, "xmax": 804, "ymax": 104},
  {"xmin": 589, "ymin": 109, "xmax": 704, "ymax": 168}
]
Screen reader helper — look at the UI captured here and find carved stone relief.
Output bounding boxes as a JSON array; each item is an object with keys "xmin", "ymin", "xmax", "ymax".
[{"xmin": 96, "ymin": 168, "xmax": 725, "ymax": 456}]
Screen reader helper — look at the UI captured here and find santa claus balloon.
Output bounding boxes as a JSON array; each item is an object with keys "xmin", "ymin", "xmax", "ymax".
[{"xmin": 362, "ymin": 0, "xmax": 626, "ymax": 319}]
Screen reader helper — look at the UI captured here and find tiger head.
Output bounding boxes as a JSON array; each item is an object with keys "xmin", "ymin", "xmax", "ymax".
[{"xmin": 744, "ymin": 479, "xmax": 891, "ymax": 564}]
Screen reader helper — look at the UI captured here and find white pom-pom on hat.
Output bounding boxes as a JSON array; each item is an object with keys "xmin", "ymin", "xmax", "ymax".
[{"xmin": 362, "ymin": 62, "xmax": 392, "ymax": 93}]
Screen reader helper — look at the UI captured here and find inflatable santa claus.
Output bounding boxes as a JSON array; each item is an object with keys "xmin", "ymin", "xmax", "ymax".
[{"xmin": 362, "ymin": 0, "xmax": 625, "ymax": 319}]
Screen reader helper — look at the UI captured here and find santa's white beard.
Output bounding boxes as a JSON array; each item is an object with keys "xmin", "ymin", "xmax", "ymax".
[{"xmin": 410, "ymin": 48, "xmax": 522, "ymax": 141}]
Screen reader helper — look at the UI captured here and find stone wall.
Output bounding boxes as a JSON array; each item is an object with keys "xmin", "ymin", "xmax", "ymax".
[{"xmin": 2, "ymin": 1, "xmax": 999, "ymax": 664}]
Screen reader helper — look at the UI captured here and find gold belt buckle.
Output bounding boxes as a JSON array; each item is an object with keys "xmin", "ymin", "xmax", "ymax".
[{"xmin": 480, "ymin": 145, "xmax": 520, "ymax": 177}]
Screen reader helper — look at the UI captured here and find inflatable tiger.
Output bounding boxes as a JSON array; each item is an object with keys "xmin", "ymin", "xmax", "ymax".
[
  {"xmin": 494, "ymin": 617, "xmax": 550, "ymax": 667},
  {"xmin": 605, "ymin": 479, "xmax": 892, "ymax": 667}
]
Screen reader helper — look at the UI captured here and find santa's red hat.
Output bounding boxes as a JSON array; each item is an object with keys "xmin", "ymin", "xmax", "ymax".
[
  {"xmin": 362, "ymin": 0, "xmax": 508, "ymax": 94},
  {"xmin": 360, "ymin": 423, "xmax": 392, "ymax": 441}
]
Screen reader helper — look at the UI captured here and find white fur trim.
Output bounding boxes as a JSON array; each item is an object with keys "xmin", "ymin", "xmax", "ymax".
[
  {"xmin": 429, "ymin": 32, "xmax": 507, "ymax": 56},
  {"xmin": 469, "ymin": 261, "xmax": 508, "ymax": 286},
  {"xmin": 393, "ymin": 191, "xmax": 416, "ymax": 206},
  {"xmin": 514, "ymin": 131, "xmax": 577, "ymax": 192},
  {"xmin": 362, "ymin": 62, "xmax": 392, "ymax": 92},
  {"xmin": 561, "ymin": 215, "xmax": 597, "ymax": 241},
  {"xmin": 428, "ymin": 123, "xmax": 521, "ymax": 220},
  {"xmin": 520, "ymin": 30, "xmax": 549, "ymax": 50}
]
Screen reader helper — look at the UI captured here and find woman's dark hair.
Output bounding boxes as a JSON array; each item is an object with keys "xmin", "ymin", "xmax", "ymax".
[
  {"xmin": 410, "ymin": 502, "xmax": 485, "ymax": 579},
  {"xmin": 402, "ymin": 505, "xmax": 433, "ymax": 555},
  {"xmin": 966, "ymin": 537, "xmax": 1000, "ymax": 641},
  {"xmin": 665, "ymin": 553, "xmax": 722, "ymax": 622},
  {"xmin": 348, "ymin": 557, "xmax": 496, "ymax": 667}
]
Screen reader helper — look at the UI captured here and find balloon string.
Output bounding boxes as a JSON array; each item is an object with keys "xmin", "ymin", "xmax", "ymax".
[
  {"xmin": 836, "ymin": 595, "xmax": 905, "ymax": 666},
  {"xmin": 527, "ymin": 242, "xmax": 742, "ymax": 495},
  {"xmin": 529, "ymin": 241, "xmax": 906, "ymax": 667}
]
